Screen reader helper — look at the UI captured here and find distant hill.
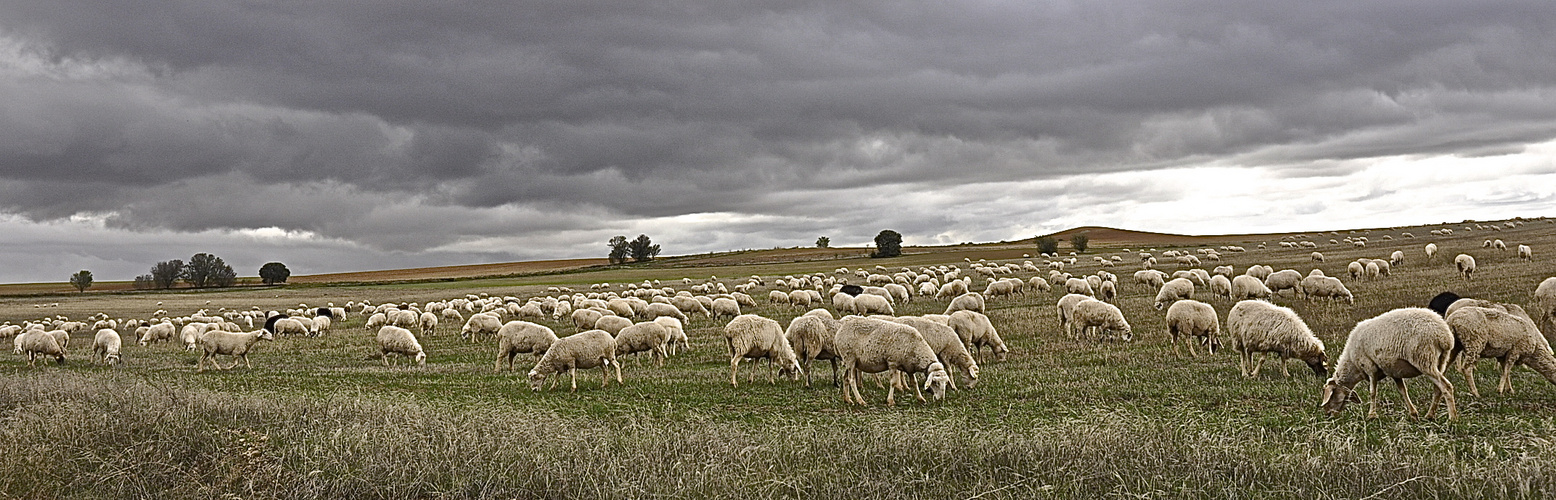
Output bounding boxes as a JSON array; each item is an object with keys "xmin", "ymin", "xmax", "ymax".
[{"xmin": 1037, "ymin": 226, "xmax": 1270, "ymax": 248}]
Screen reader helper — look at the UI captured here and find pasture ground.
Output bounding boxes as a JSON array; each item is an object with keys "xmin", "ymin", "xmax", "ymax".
[{"xmin": 3, "ymin": 220, "xmax": 1556, "ymax": 498}]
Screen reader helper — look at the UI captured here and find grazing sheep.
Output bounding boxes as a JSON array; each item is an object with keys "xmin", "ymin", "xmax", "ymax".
[
  {"xmin": 376, "ymin": 326, "xmax": 427, "ymax": 367},
  {"xmin": 179, "ymin": 323, "xmax": 214, "ymax": 351},
  {"xmin": 270, "ymin": 318, "xmax": 309, "ymax": 337},
  {"xmin": 711, "ymin": 298, "xmax": 741, "ymax": 321},
  {"xmin": 654, "ymin": 316, "xmax": 688, "ymax": 356},
  {"xmin": 644, "ymin": 302, "xmax": 688, "ymax": 321},
  {"xmin": 1495, "ymin": 239, "xmax": 1508, "ymax": 251},
  {"xmin": 614, "ymin": 321, "xmax": 670, "ymax": 368},
  {"xmin": 594, "ymin": 315, "xmax": 633, "ymax": 336},
  {"xmin": 527, "ymin": 330, "xmax": 621, "ymax": 392},
  {"xmin": 723, "ymin": 315, "xmax": 802, "ymax": 387},
  {"xmin": 418, "ymin": 312, "xmax": 438, "ymax": 336},
  {"xmin": 1425, "ymin": 243, "xmax": 1439, "ymax": 261},
  {"xmin": 1536, "ymin": 278, "xmax": 1556, "ymax": 339},
  {"xmin": 196, "ymin": 329, "xmax": 275, "ymax": 372},
  {"xmin": 1227, "ymin": 300, "xmax": 1326, "ymax": 378},
  {"xmin": 365, "ymin": 312, "xmax": 387, "ymax": 331},
  {"xmin": 1446, "ymin": 306, "xmax": 1556, "ymax": 397},
  {"xmin": 1245, "ymin": 265, "xmax": 1274, "ymax": 281},
  {"xmin": 1153, "ymin": 278, "xmax": 1196, "ymax": 310},
  {"xmin": 672, "ymin": 295, "xmax": 712, "ymax": 318},
  {"xmin": 1311, "ymin": 252, "xmax": 1325, "ymax": 262},
  {"xmin": 461, "ymin": 313, "xmax": 504, "ymax": 341},
  {"xmin": 1348, "ymin": 261, "xmax": 1364, "ymax": 280},
  {"xmin": 1230, "ymin": 275, "xmax": 1273, "ymax": 301},
  {"xmin": 1165, "ymin": 300, "xmax": 1220, "ymax": 357},
  {"xmin": 1301, "ymin": 276, "xmax": 1355, "ymax": 305},
  {"xmin": 1065, "ymin": 278, "xmax": 1094, "ymax": 296},
  {"xmin": 1073, "ymin": 299, "xmax": 1132, "ymax": 342},
  {"xmin": 1057, "ymin": 293, "xmax": 1093, "ymax": 339},
  {"xmin": 853, "ymin": 293, "xmax": 895, "ymax": 316},
  {"xmin": 1099, "ymin": 280, "xmax": 1117, "ymax": 302},
  {"xmin": 1207, "ymin": 275, "xmax": 1231, "ymax": 301},
  {"xmin": 948, "ymin": 310, "xmax": 1007, "ymax": 362},
  {"xmin": 1519, "ymin": 245, "xmax": 1533, "ymax": 261},
  {"xmin": 494, "ymin": 321, "xmax": 558, "ymax": 372},
  {"xmin": 1264, "ymin": 270, "xmax": 1302, "ymax": 296},
  {"xmin": 1134, "ymin": 270, "xmax": 1167, "ymax": 289},
  {"xmin": 788, "ymin": 290, "xmax": 814, "ymax": 308},
  {"xmin": 1391, "ymin": 250, "xmax": 1406, "ymax": 266},
  {"xmin": 944, "ymin": 292, "xmax": 986, "ymax": 315},
  {"xmin": 19, "ymin": 330, "xmax": 65, "ymax": 367},
  {"xmin": 894, "ymin": 316, "xmax": 979, "ymax": 389},
  {"xmin": 570, "ymin": 309, "xmax": 605, "ymax": 331},
  {"xmin": 92, "ymin": 329, "xmax": 122, "ymax": 366},
  {"xmin": 1319, "ymin": 308, "xmax": 1457, "ymax": 421},
  {"xmin": 786, "ymin": 314, "xmax": 841, "ymax": 388},
  {"xmin": 833, "ymin": 316, "xmax": 944, "ymax": 406},
  {"xmin": 138, "ymin": 322, "xmax": 176, "ymax": 346},
  {"xmin": 1455, "ymin": 254, "xmax": 1477, "ymax": 280}
]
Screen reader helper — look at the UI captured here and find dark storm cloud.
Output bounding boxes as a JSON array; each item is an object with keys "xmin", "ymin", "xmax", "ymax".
[{"xmin": 1, "ymin": 0, "xmax": 1555, "ymax": 282}]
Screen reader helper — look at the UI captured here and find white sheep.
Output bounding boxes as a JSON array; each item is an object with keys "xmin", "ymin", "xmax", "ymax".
[
  {"xmin": 1311, "ymin": 251, "xmax": 1324, "ymax": 262},
  {"xmin": 1230, "ymin": 275, "xmax": 1272, "ymax": 301},
  {"xmin": 570, "ymin": 309, "xmax": 604, "ymax": 331},
  {"xmin": 1348, "ymin": 261, "xmax": 1364, "ymax": 280},
  {"xmin": 1073, "ymin": 299, "xmax": 1132, "ymax": 342},
  {"xmin": 1519, "ymin": 244, "xmax": 1533, "ymax": 261},
  {"xmin": 1536, "ymin": 277, "xmax": 1556, "ymax": 339},
  {"xmin": 1227, "ymin": 300, "xmax": 1326, "ymax": 378},
  {"xmin": 1099, "ymin": 280, "xmax": 1117, "ymax": 302},
  {"xmin": 1425, "ymin": 243, "xmax": 1439, "ymax": 261},
  {"xmin": 1164, "ymin": 300, "xmax": 1219, "ymax": 357},
  {"xmin": 614, "ymin": 321, "xmax": 670, "ymax": 368},
  {"xmin": 1134, "ymin": 269, "xmax": 1167, "ymax": 289},
  {"xmin": 1263, "ymin": 269, "xmax": 1302, "ymax": 296},
  {"xmin": 1065, "ymin": 277, "xmax": 1094, "ymax": 297},
  {"xmin": 723, "ymin": 315, "xmax": 802, "ymax": 387},
  {"xmin": 831, "ymin": 292, "xmax": 856, "ymax": 313},
  {"xmin": 833, "ymin": 316, "xmax": 945, "ymax": 406},
  {"xmin": 528, "ymin": 330, "xmax": 620, "ymax": 392},
  {"xmin": 710, "ymin": 297, "xmax": 741, "ymax": 321},
  {"xmin": 461, "ymin": 312, "xmax": 504, "ymax": 341},
  {"xmin": 1207, "ymin": 275, "xmax": 1231, "ymax": 301},
  {"xmin": 494, "ymin": 321, "xmax": 558, "ymax": 372},
  {"xmin": 893, "ymin": 316, "xmax": 979, "ymax": 389},
  {"xmin": 92, "ymin": 328, "xmax": 122, "ymax": 366},
  {"xmin": 19, "ymin": 329, "xmax": 65, "ymax": 367},
  {"xmin": 1056, "ymin": 293, "xmax": 1091, "ymax": 339},
  {"xmin": 1446, "ymin": 306, "xmax": 1556, "ymax": 397},
  {"xmin": 852, "ymin": 293, "xmax": 895, "ymax": 316},
  {"xmin": 786, "ymin": 313, "xmax": 841, "ymax": 388},
  {"xmin": 645, "ymin": 302, "xmax": 688, "ymax": 321},
  {"xmin": 418, "ymin": 312, "xmax": 437, "ymax": 336},
  {"xmin": 943, "ymin": 292, "xmax": 985, "ymax": 315},
  {"xmin": 594, "ymin": 315, "xmax": 633, "ymax": 336},
  {"xmin": 1153, "ymin": 278, "xmax": 1195, "ymax": 310},
  {"xmin": 1495, "ymin": 239, "xmax": 1508, "ymax": 251},
  {"xmin": 196, "ymin": 329, "xmax": 275, "ymax": 372},
  {"xmin": 376, "ymin": 325, "xmax": 427, "ymax": 367},
  {"xmin": 654, "ymin": 316, "xmax": 688, "ymax": 356},
  {"xmin": 270, "ymin": 317, "xmax": 309, "ymax": 337},
  {"xmin": 1391, "ymin": 250, "xmax": 1406, "ymax": 266},
  {"xmin": 138, "ymin": 322, "xmax": 176, "ymax": 346},
  {"xmin": 1319, "ymin": 308, "xmax": 1457, "ymax": 421},
  {"xmin": 948, "ymin": 310, "xmax": 1007, "ymax": 362},
  {"xmin": 1301, "ymin": 276, "xmax": 1355, "ymax": 305},
  {"xmin": 1455, "ymin": 254, "xmax": 1477, "ymax": 280}
]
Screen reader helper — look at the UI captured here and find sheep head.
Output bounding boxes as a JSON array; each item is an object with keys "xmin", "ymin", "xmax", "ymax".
[
  {"xmin": 923, "ymin": 363, "xmax": 950, "ymax": 401},
  {"xmin": 1318, "ymin": 379, "xmax": 1361, "ymax": 416},
  {"xmin": 527, "ymin": 369, "xmax": 547, "ymax": 391},
  {"xmin": 1304, "ymin": 355, "xmax": 1328, "ymax": 377}
]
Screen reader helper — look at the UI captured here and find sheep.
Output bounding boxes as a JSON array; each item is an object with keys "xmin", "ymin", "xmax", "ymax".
[
  {"xmin": 1229, "ymin": 275, "xmax": 1272, "ymax": 301},
  {"xmin": 570, "ymin": 308, "xmax": 605, "ymax": 331},
  {"xmin": 654, "ymin": 316, "xmax": 688, "ymax": 356},
  {"xmin": 1056, "ymin": 293, "xmax": 1092, "ymax": 339},
  {"xmin": 375, "ymin": 326, "xmax": 427, "ymax": 367},
  {"xmin": 1245, "ymin": 265, "xmax": 1274, "ymax": 281},
  {"xmin": 1425, "ymin": 243, "xmax": 1439, "ymax": 261},
  {"xmin": 1264, "ymin": 270, "xmax": 1302, "ymax": 296},
  {"xmin": 418, "ymin": 312, "xmax": 438, "ymax": 336},
  {"xmin": 853, "ymin": 293, "xmax": 895, "ymax": 316},
  {"xmin": 614, "ymin": 321, "xmax": 670, "ymax": 368},
  {"xmin": 1519, "ymin": 244, "xmax": 1533, "ymax": 261},
  {"xmin": 1072, "ymin": 299, "xmax": 1132, "ymax": 342},
  {"xmin": 644, "ymin": 302, "xmax": 688, "ymax": 321},
  {"xmin": 671, "ymin": 295, "xmax": 712, "ymax": 318},
  {"xmin": 1536, "ymin": 277, "xmax": 1556, "ymax": 339},
  {"xmin": 788, "ymin": 290, "xmax": 814, "ymax": 308},
  {"xmin": 893, "ymin": 316, "xmax": 979, "ymax": 389},
  {"xmin": 461, "ymin": 312, "xmax": 504, "ymax": 341},
  {"xmin": 1098, "ymin": 280, "xmax": 1117, "ymax": 302},
  {"xmin": 833, "ymin": 316, "xmax": 945, "ymax": 406},
  {"xmin": 1301, "ymin": 276, "xmax": 1355, "ymax": 305},
  {"xmin": 1164, "ymin": 300, "xmax": 1220, "ymax": 357},
  {"xmin": 1391, "ymin": 250, "xmax": 1406, "ymax": 266},
  {"xmin": 1171, "ymin": 270, "xmax": 1206, "ymax": 287},
  {"xmin": 884, "ymin": 283, "xmax": 911, "ymax": 303},
  {"xmin": 1319, "ymin": 308, "xmax": 1457, "ymax": 421},
  {"xmin": 527, "ymin": 330, "xmax": 621, "ymax": 392},
  {"xmin": 92, "ymin": 329, "xmax": 122, "ymax": 366},
  {"xmin": 19, "ymin": 330, "xmax": 65, "ymax": 367},
  {"xmin": 1153, "ymin": 278, "xmax": 1196, "ymax": 310},
  {"xmin": 1348, "ymin": 261, "xmax": 1364, "ymax": 280},
  {"xmin": 1446, "ymin": 306, "xmax": 1556, "ymax": 397},
  {"xmin": 710, "ymin": 297, "xmax": 741, "ymax": 321},
  {"xmin": 936, "ymin": 280, "xmax": 970, "ymax": 300},
  {"xmin": 1311, "ymin": 252, "xmax": 1325, "ymax": 262},
  {"xmin": 1065, "ymin": 277, "xmax": 1094, "ymax": 297},
  {"xmin": 1227, "ymin": 300, "xmax": 1326, "ymax": 378},
  {"xmin": 364, "ymin": 312, "xmax": 387, "ymax": 331},
  {"xmin": 1135, "ymin": 270, "xmax": 1167, "ymax": 289},
  {"xmin": 440, "ymin": 308, "xmax": 464, "ymax": 324},
  {"xmin": 137, "ymin": 321, "xmax": 175, "ymax": 346},
  {"xmin": 1495, "ymin": 239, "xmax": 1508, "ymax": 251},
  {"xmin": 944, "ymin": 292, "xmax": 986, "ymax": 315},
  {"xmin": 723, "ymin": 315, "xmax": 802, "ymax": 387},
  {"xmin": 196, "ymin": 329, "xmax": 275, "ymax": 372},
  {"xmin": 594, "ymin": 315, "xmax": 633, "ymax": 336},
  {"xmin": 1207, "ymin": 275, "xmax": 1231, "ymax": 301},
  {"xmin": 831, "ymin": 292, "xmax": 856, "ymax": 313},
  {"xmin": 786, "ymin": 313, "xmax": 841, "ymax": 387},
  {"xmin": 948, "ymin": 310, "xmax": 1007, "ymax": 362},
  {"xmin": 494, "ymin": 321, "xmax": 558, "ymax": 372},
  {"xmin": 1455, "ymin": 254, "xmax": 1477, "ymax": 280},
  {"xmin": 269, "ymin": 317, "xmax": 309, "ymax": 337}
]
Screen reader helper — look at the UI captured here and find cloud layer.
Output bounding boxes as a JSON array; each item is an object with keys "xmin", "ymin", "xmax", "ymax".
[{"xmin": 2, "ymin": 1, "xmax": 1555, "ymax": 282}]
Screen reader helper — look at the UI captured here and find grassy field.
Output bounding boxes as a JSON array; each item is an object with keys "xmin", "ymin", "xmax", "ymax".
[{"xmin": 2, "ymin": 219, "xmax": 1556, "ymax": 498}]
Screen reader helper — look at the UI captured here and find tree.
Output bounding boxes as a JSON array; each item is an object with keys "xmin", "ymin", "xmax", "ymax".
[
  {"xmin": 259, "ymin": 262, "xmax": 291, "ymax": 285},
  {"xmin": 607, "ymin": 236, "xmax": 630, "ymax": 265},
  {"xmin": 150, "ymin": 260, "xmax": 184, "ymax": 289},
  {"xmin": 816, "ymin": 236, "xmax": 830, "ymax": 248},
  {"xmin": 871, "ymin": 230, "xmax": 902, "ymax": 258},
  {"xmin": 133, "ymin": 274, "xmax": 154, "ymax": 290},
  {"xmin": 1071, "ymin": 233, "xmax": 1090, "ymax": 253},
  {"xmin": 182, "ymin": 253, "xmax": 236, "ymax": 288},
  {"xmin": 628, "ymin": 234, "xmax": 661, "ymax": 263},
  {"xmin": 69, "ymin": 270, "xmax": 93, "ymax": 293},
  {"xmin": 1035, "ymin": 236, "xmax": 1059, "ymax": 255}
]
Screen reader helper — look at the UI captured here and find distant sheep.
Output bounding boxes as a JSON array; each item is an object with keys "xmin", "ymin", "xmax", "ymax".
[
  {"xmin": 1227, "ymin": 300, "xmax": 1325, "ymax": 378},
  {"xmin": 1301, "ymin": 276, "xmax": 1354, "ymax": 305},
  {"xmin": 594, "ymin": 315, "xmax": 633, "ymax": 336},
  {"xmin": 1319, "ymin": 308, "xmax": 1457, "ymax": 421},
  {"xmin": 1455, "ymin": 254, "xmax": 1477, "ymax": 280},
  {"xmin": 1264, "ymin": 270, "xmax": 1302, "ymax": 296},
  {"xmin": 1425, "ymin": 243, "xmax": 1439, "ymax": 260},
  {"xmin": 1519, "ymin": 245, "xmax": 1533, "ymax": 261}
]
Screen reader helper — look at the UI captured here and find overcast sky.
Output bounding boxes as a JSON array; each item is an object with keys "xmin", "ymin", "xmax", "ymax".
[{"xmin": 2, "ymin": 1, "xmax": 1555, "ymax": 283}]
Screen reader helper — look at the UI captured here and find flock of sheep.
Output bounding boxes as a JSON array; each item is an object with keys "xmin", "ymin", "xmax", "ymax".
[{"xmin": 6, "ymin": 220, "xmax": 1556, "ymax": 418}]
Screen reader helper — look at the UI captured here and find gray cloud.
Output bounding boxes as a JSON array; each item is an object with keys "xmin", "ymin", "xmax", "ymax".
[{"xmin": 1, "ymin": 1, "xmax": 1555, "ymax": 282}]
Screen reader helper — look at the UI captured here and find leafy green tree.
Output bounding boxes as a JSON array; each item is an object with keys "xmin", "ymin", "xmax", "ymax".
[
  {"xmin": 1035, "ymin": 236, "xmax": 1059, "ymax": 255},
  {"xmin": 628, "ymin": 234, "xmax": 661, "ymax": 262},
  {"xmin": 816, "ymin": 236, "xmax": 830, "ymax": 248},
  {"xmin": 259, "ymin": 262, "xmax": 291, "ymax": 285},
  {"xmin": 69, "ymin": 270, "xmax": 93, "ymax": 293},
  {"xmin": 1071, "ymin": 233, "xmax": 1090, "ymax": 253},
  {"xmin": 151, "ymin": 260, "xmax": 184, "ymax": 289},
  {"xmin": 182, "ymin": 253, "xmax": 236, "ymax": 288},
  {"xmin": 607, "ymin": 236, "xmax": 630, "ymax": 264},
  {"xmin": 871, "ymin": 230, "xmax": 902, "ymax": 258}
]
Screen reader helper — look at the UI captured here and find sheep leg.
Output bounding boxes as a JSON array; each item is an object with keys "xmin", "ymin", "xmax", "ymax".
[
  {"xmin": 885, "ymin": 372, "xmax": 897, "ymax": 407},
  {"xmin": 1394, "ymin": 378, "xmax": 1420, "ymax": 419},
  {"xmin": 1459, "ymin": 357, "xmax": 1482, "ymax": 398},
  {"xmin": 1424, "ymin": 372, "xmax": 1457, "ymax": 421},
  {"xmin": 908, "ymin": 371, "xmax": 926, "ymax": 403},
  {"xmin": 242, "ymin": 354, "xmax": 253, "ymax": 369},
  {"xmin": 196, "ymin": 353, "xmax": 208, "ymax": 372},
  {"xmin": 613, "ymin": 358, "xmax": 622, "ymax": 384},
  {"xmin": 1278, "ymin": 354, "xmax": 1291, "ymax": 378},
  {"xmin": 569, "ymin": 367, "xmax": 578, "ymax": 393},
  {"xmin": 1367, "ymin": 375, "xmax": 1381, "ymax": 419},
  {"xmin": 729, "ymin": 357, "xmax": 741, "ymax": 388},
  {"xmin": 1498, "ymin": 356, "xmax": 1515, "ymax": 394},
  {"xmin": 801, "ymin": 358, "xmax": 814, "ymax": 388},
  {"xmin": 1248, "ymin": 353, "xmax": 1264, "ymax": 378},
  {"xmin": 830, "ymin": 359, "xmax": 840, "ymax": 388}
]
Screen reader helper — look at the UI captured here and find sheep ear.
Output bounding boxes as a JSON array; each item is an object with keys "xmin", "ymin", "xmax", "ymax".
[
  {"xmin": 1318, "ymin": 384, "xmax": 1335, "ymax": 408},
  {"xmin": 1347, "ymin": 391, "xmax": 1361, "ymax": 403}
]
